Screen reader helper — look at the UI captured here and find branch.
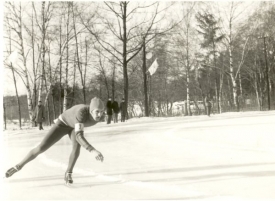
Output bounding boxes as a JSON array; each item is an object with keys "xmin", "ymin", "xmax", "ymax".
[
  {"xmin": 234, "ymin": 36, "xmax": 250, "ymax": 79},
  {"xmin": 32, "ymin": 2, "xmax": 42, "ymax": 32},
  {"xmin": 126, "ymin": 45, "xmax": 143, "ymax": 64},
  {"xmin": 126, "ymin": 2, "xmax": 158, "ymax": 18},
  {"xmin": 104, "ymin": 2, "xmax": 123, "ymax": 19},
  {"xmin": 80, "ymin": 15, "xmax": 123, "ymax": 63}
]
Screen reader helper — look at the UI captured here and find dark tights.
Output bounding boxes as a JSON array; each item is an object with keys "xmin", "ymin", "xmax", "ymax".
[
  {"xmin": 37, "ymin": 122, "xmax": 43, "ymax": 130},
  {"xmin": 17, "ymin": 120, "xmax": 81, "ymax": 173}
]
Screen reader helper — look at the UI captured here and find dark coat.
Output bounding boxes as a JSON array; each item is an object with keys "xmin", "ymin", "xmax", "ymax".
[
  {"xmin": 112, "ymin": 101, "xmax": 120, "ymax": 113},
  {"xmin": 120, "ymin": 101, "xmax": 126, "ymax": 114},
  {"xmin": 34, "ymin": 105, "xmax": 45, "ymax": 123},
  {"xmin": 205, "ymin": 97, "xmax": 212, "ymax": 107},
  {"xmin": 106, "ymin": 101, "xmax": 113, "ymax": 115}
]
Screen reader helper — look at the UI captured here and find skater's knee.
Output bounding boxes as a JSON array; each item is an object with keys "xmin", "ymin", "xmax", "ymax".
[{"xmin": 72, "ymin": 139, "xmax": 81, "ymax": 150}]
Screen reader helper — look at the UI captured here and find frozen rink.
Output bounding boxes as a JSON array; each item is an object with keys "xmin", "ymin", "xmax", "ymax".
[{"xmin": 1, "ymin": 111, "xmax": 275, "ymax": 200}]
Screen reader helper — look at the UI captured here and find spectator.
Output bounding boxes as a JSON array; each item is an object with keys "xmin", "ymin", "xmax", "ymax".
[
  {"xmin": 34, "ymin": 100, "xmax": 45, "ymax": 130},
  {"xmin": 205, "ymin": 96, "xmax": 212, "ymax": 117},
  {"xmin": 112, "ymin": 97, "xmax": 120, "ymax": 123},
  {"xmin": 106, "ymin": 98, "xmax": 113, "ymax": 124},
  {"xmin": 120, "ymin": 98, "xmax": 127, "ymax": 122}
]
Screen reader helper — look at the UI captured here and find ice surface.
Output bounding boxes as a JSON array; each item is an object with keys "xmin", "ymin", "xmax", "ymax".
[{"xmin": 1, "ymin": 111, "xmax": 275, "ymax": 200}]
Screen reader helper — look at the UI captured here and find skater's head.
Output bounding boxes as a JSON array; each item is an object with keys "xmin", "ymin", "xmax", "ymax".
[
  {"xmin": 38, "ymin": 100, "xmax": 42, "ymax": 106},
  {"xmin": 90, "ymin": 97, "xmax": 104, "ymax": 121}
]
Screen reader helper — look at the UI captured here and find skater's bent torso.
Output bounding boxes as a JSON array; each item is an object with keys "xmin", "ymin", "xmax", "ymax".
[{"xmin": 61, "ymin": 104, "xmax": 99, "ymax": 128}]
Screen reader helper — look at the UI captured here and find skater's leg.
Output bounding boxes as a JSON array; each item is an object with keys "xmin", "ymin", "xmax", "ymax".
[
  {"xmin": 5, "ymin": 120, "xmax": 72, "ymax": 178},
  {"xmin": 207, "ymin": 106, "xmax": 211, "ymax": 116},
  {"xmin": 107, "ymin": 115, "xmax": 112, "ymax": 124},
  {"xmin": 114, "ymin": 113, "xmax": 118, "ymax": 123},
  {"xmin": 65, "ymin": 130, "xmax": 81, "ymax": 184},
  {"xmin": 121, "ymin": 114, "xmax": 125, "ymax": 122},
  {"xmin": 66, "ymin": 129, "xmax": 81, "ymax": 173},
  {"xmin": 39, "ymin": 122, "xmax": 42, "ymax": 130},
  {"xmin": 17, "ymin": 123, "xmax": 71, "ymax": 168},
  {"xmin": 40, "ymin": 122, "xmax": 44, "ymax": 130}
]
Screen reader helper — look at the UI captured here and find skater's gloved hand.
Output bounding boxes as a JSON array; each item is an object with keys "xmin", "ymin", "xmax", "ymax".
[{"xmin": 91, "ymin": 149, "xmax": 104, "ymax": 162}]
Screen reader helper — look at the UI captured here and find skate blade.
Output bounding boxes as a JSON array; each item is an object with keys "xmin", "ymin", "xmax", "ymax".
[{"xmin": 65, "ymin": 182, "xmax": 73, "ymax": 187}]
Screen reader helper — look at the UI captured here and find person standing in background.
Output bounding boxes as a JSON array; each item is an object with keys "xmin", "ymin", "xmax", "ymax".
[
  {"xmin": 205, "ymin": 96, "xmax": 212, "ymax": 117},
  {"xmin": 112, "ymin": 97, "xmax": 120, "ymax": 123},
  {"xmin": 34, "ymin": 100, "xmax": 45, "ymax": 130},
  {"xmin": 120, "ymin": 98, "xmax": 127, "ymax": 122},
  {"xmin": 106, "ymin": 98, "xmax": 113, "ymax": 124}
]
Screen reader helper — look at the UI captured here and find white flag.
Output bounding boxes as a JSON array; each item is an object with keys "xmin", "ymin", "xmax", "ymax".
[
  {"xmin": 8, "ymin": 50, "xmax": 18, "ymax": 63},
  {"xmin": 148, "ymin": 59, "xmax": 159, "ymax": 75}
]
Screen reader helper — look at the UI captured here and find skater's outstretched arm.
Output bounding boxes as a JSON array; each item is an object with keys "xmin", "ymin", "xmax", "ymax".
[{"xmin": 74, "ymin": 123, "xmax": 104, "ymax": 162}]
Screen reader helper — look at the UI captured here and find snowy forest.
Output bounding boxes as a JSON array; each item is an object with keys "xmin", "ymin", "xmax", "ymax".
[{"xmin": 3, "ymin": 1, "xmax": 275, "ymax": 128}]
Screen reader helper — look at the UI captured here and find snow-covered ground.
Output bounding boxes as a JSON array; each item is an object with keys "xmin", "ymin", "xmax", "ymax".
[{"xmin": 1, "ymin": 111, "xmax": 275, "ymax": 200}]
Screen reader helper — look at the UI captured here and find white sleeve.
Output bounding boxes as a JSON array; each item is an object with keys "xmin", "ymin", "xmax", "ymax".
[
  {"xmin": 75, "ymin": 123, "xmax": 84, "ymax": 133},
  {"xmin": 74, "ymin": 123, "xmax": 94, "ymax": 152}
]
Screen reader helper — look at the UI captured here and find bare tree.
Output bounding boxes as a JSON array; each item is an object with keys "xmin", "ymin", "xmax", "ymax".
[
  {"xmin": 5, "ymin": 2, "xmax": 35, "ymax": 121},
  {"xmin": 173, "ymin": 2, "xmax": 197, "ymax": 116},
  {"xmin": 218, "ymin": 2, "xmax": 252, "ymax": 112},
  {"xmin": 63, "ymin": 2, "xmax": 71, "ymax": 111},
  {"xmin": 80, "ymin": 1, "xmax": 177, "ymax": 116},
  {"xmin": 5, "ymin": 27, "xmax": 22, "ymax": 129},
  {"xmin": 72, "ymin": 2, "xmax": 88, "ymax": 104}
]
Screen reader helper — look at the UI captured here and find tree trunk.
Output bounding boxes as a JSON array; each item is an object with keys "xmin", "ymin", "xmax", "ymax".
[
  {"xmin": 51, "ymin": 87, "xmax": 56, "ymax": 119},
  {"xmin": 263, "ymin": 36, "xmax": 271, "ymax": 110},
  {"xmin": 71, "ymin": 51, "xmax": 77, "ymax": 107},
  {"xmin": 229, "ymin": 45, "xmax": 239, "ymax": 111},
  {"xmin": 43, "ymin": 67, "xmax": 51, "ymax": 125},
  {"xmin": 142, "ymin": 39, "xmax": 149, "ymax": 117},
  {"xmin": 186, "ymin": 23, "xmax": 192, "ymax": 116},
  {"xmin": 46, "ymin": 100, "xmax": 51, "ymax": 125},
  {"xmin": 218, "ymin": 76, "xmax": 224, "ymax": 114},
  {"xmin": 38, "ymin": 2, "xmax": 46, "ymax": 103},
  {"xmin": 48, "ymin": 45, "xmax": 56, "ymax": 119},
  {"xmin": 11, "ymin": 64, "xmax": 22, "ymax": 128},
  {"xmin": 238, "ymin": 71, "xmax": 243, "ymax": 110},
  {"xmin": 19, "ymin": 3, "xmax": 34, "ymax": 121},
  {"xmin": 83, "ymin": 37, "xmax": 88, "ymax": 104},
  {"xmin": 112, "ymin": 60, "xmax": 116, "ymax": 100},
  {"xmin": 255, "ymin": 71, "xmax": 261, "ymax": 111},
  {"xmin": 63, "ymin": 3, "xmax": 70, "ymax": 111},
  {"xmin": 259, "ymin": 68, "xmax": 264, "ymax": 111},
  {"xmin": 31, "ymin": 5, "xmax": 37, "ymax": 126},
  {"xmin": 213, "ymin": 42, "xmax": 220, "ymax": 113},
  {"xmin": 3, "ymin": 103, "xmax": 7, "ymax": 130},
  {"xmin": 122, "ymin": 2, "xmax": 129, "ymax": 119},
  {"xmin": 73, "ymin": 4, "xmax": 86, "ymax": 104},
  {"xmin": 59, "ymin": 14, "xmax": 63, "ymax": 115},
  {"xmin": 227, "ymin": 76, "xmax": 233, "ymax": 109},
  {"xmin": 8, "ymin": 25, "xmax": 22, "ymax": 128}
]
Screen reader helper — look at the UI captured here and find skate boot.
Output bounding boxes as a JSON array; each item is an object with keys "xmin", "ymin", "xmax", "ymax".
[
  {"xmin": 64, "ymin": 172, "xmax": 73, "ymax": 185},
  {"xmin": 5, "ymin": 165, "xmax": 21, "ymax": 178}
]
